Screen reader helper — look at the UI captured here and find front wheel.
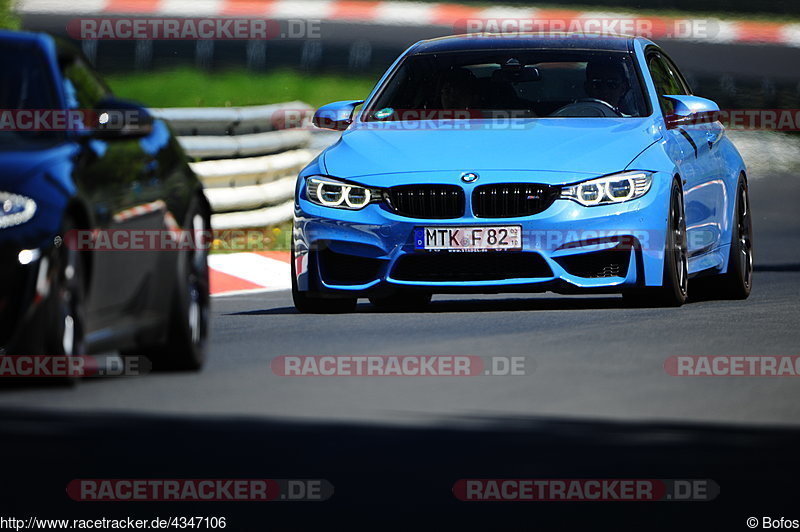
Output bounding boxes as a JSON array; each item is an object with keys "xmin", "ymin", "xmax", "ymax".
[
  {"xmin": 48, "ymin": 217, "xmax": 87, "ymax": 359},
  {"xmin": 695, "ymin": 177, "xmax": 753, "ymax": 300},
  {"xmin": 624, "ymin": 180, "xmax": 688, "ymax": 307},
  {"xmin": 149, "ymin": 204, "xmax": 210, "ymax": 371},
  {"xmin": 9, "ymin": 216, "xmax": 86, "ymax": 385}
]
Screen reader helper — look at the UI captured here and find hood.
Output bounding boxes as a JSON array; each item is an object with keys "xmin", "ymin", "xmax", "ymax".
[
  {"xmin": 323, "ymin": 118, "xmax": 661, "ymax": 183},
  {"xmin": 0, "ymin": 140, "xmax": 77, "ymax": 189}
]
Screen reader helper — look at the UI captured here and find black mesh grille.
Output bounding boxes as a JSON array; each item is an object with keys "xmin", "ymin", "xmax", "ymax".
[
  {"xmin": 391, "ymin": 252, "xmax": 552, "ymax": 282},
  {"xmin": 555, "ymin": 247, "xmax": 632, "ymax": 278},
  {"xmin": 472, "ymin": 183, "xmax": 559, "ymax": 218},
  {"xmin": 387, "ymin": 185, "xmax": 464, "ymax": 219},
  {"xmin": 318, "ymin": 249, "xmax": 384, "ymax": 285}
]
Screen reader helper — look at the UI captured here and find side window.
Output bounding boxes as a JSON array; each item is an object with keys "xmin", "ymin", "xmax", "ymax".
[
  {"xmin": 647, "ymin": 53, "xmax": 685, "ymax": 115},
  {"xmin": 59, "ymin": 56, "xmax": 109, "ymax": 109},
  {"xmin": 0, "ymin": 43, "xmax": 57, "ymax": 110}
]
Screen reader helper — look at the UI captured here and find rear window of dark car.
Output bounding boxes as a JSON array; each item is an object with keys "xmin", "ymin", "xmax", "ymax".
[
  {"xmin": 0, "ymin": 40, "xmax": 57, "ymax": 110},
  {"xmin": 0, "ymin": 39, "xmax": 64, "ymax": 146}
]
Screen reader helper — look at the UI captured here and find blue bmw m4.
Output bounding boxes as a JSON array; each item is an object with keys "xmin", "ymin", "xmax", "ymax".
[{"xmin": 293, "ymin": 34, "xmax": 752, "ymax": 312}]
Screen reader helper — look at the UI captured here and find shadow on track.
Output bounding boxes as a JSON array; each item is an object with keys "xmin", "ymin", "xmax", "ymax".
[{"xmin": 1, "ymin": 408, "xmax": 798, "ymax": 530}]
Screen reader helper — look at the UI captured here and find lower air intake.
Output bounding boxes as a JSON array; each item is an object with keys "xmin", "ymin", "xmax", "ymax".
[
  {"xmin": 391, "ymin": 252, "xmax": 553, "ymax": 282},
  {"xmin": 555, "ymin": 247, "xmax": 632, "ymax": 278}
]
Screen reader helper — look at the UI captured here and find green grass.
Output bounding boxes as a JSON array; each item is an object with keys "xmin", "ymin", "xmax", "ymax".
[
  {"xmin": 105, "ymin": 68, "xmax": 378, "ymax": 109},
  {"xmin": 1, "ymin": 0, "xmax": 20, "ymax": 29}
]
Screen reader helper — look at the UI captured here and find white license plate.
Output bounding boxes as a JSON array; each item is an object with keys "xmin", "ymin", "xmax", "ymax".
[{"xmin": 414, "ymin": 226, "xmax": 522, "ymax": 251}]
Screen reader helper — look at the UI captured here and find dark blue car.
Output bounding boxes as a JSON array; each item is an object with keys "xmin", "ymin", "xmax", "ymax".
[{"xmin": 0, "ymin": 30, "xmax": 210, "ymax": 371}]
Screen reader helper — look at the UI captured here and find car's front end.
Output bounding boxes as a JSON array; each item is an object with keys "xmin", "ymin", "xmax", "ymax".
[
  {"xmin": 0, "ymin": 145, "xmax": 75, "ymax": 354},
  {"xmin": 295, "ymin": 172, "xmax": 672, "ymax": 299},
  {"xmin": 0, "ymin": 32, "xmax": 77, "ymax": 354},
  {"xmin": 294, "ymin": 117, "xmax": 676, "ymax": 301}
]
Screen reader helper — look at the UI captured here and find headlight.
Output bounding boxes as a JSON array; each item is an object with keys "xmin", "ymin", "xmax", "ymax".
[
  {"xmin": 560, "ymin": 172, "xmax": 653, "ymax": 207},
  {"xmin": 305, "ymin": 176, "xmax": 382, "ymax": 210},
  {"xmin": 0, "ymin": 191, "xmax": 37, "ymax": 229}
]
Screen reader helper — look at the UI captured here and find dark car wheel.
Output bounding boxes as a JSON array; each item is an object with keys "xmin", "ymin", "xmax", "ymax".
[
  {"xmin": 149, "ymin": 203, "xmax": 210, "ymax": 371},
  {"xmin": 695, "ymin": 177, "xmax": 753, "ymax": 300},
  {"xmin": 719, "ymin": 178, "xmax": 754, "ymax": 298},
  {"xmin": 9, "ymin": 216, "xmax": 86, "ymax": 385},
  {"xmin": 369, "ymin": 292, "xmax": 432, "ymax": 311},
  {"xmin": 624, "ymin": 180, "xmax": 688, "ymax": 307},
  {"xmin": 49, "ymin": 219, "xmax": 87, "ymax": 360},
  {"xmin": 291, "ymin": 240, "xmax": 356, "ymax": 314}
]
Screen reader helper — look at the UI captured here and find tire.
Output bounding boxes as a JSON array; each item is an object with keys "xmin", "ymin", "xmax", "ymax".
[
  {"xmin": 624, "ymin": 180, "xmax": 688, "ymax": 307},
  {"xmin": 291, "ymin": 241, "xmax": 356, "ymax": 314},
  {"xmin": 696, "ymin": 177, "xmax": 753, "ymax": 300},
  {"xmin": 48, "ymin": 217, "xmax": 87, "ymax": 360},
  {"xmin": 369, "ymin": 292, "xmax": 432, "ymax": 311},
  {"xmin": 149, "ymin": 203, "xmax": 210, "ymax": 371},
  {"xmin": 9, "ymin": 216, "xmax": 86, "ymax": 385}
]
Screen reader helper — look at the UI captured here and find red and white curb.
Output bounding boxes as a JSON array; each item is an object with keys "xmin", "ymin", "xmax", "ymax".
[
  {"xmin": 17, "ymin": 0, "xmax": 800, "ymax": 48},
  {"xmin": 209, "ymin": 250, "xmax": 291, "ymax": 296}
]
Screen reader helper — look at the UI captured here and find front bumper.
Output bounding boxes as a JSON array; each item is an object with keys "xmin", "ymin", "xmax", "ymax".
[{"xmin": 294, "ymin": 175, "xmax": 670, "ymax": 297}]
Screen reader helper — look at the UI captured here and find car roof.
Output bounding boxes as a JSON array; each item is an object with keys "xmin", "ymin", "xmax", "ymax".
[
  {"xmin": 0, "ymin": 29, "xmax": 53, "ymax": 47},
  {"xmin": 0, "ymin": 29, "xmax": 61, "ymax": 63},
  {"xmin": 410, "ymin": 33, "xmax": 653, "ymax": 54},
  {"xmin": 0, "ymin": 30, "xmax": 89, "ymax": 66}
]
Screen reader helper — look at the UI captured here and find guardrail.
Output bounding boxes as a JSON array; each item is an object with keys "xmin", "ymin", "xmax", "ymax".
[
  {"xmin": 152, "ymin": 103, "xmax": 321, "ymax": 230},
  {"xmin": 152, "ymin": 101, "xmax": 312, "ymax": 136}
]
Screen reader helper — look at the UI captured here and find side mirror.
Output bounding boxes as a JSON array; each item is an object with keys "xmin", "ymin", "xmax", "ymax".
[
  {"xmin": 663, "ymin": 95, "xmax": 720, "ymax": 129},
  {"xmin": 312, "ymin": 100, "xmax": 364, "ymax": 131},
  {"xmin": 92, "ymin": 97, "xmax": 154, "ymax": 139}
]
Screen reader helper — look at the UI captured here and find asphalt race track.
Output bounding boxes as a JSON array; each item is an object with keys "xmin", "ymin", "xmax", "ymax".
[{"xmin": 0, "ymin": 171, "xmax": 798, "ymax": 529}]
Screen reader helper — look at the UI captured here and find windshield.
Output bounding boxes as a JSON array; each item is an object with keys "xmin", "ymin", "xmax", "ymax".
[
  {"xmin": 0, "ymin": 40, "xmax": 62, "ymax": 147},
  {"xmin": 364, "ymin": 49, "xmax": 649, "ymax": 121}
]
